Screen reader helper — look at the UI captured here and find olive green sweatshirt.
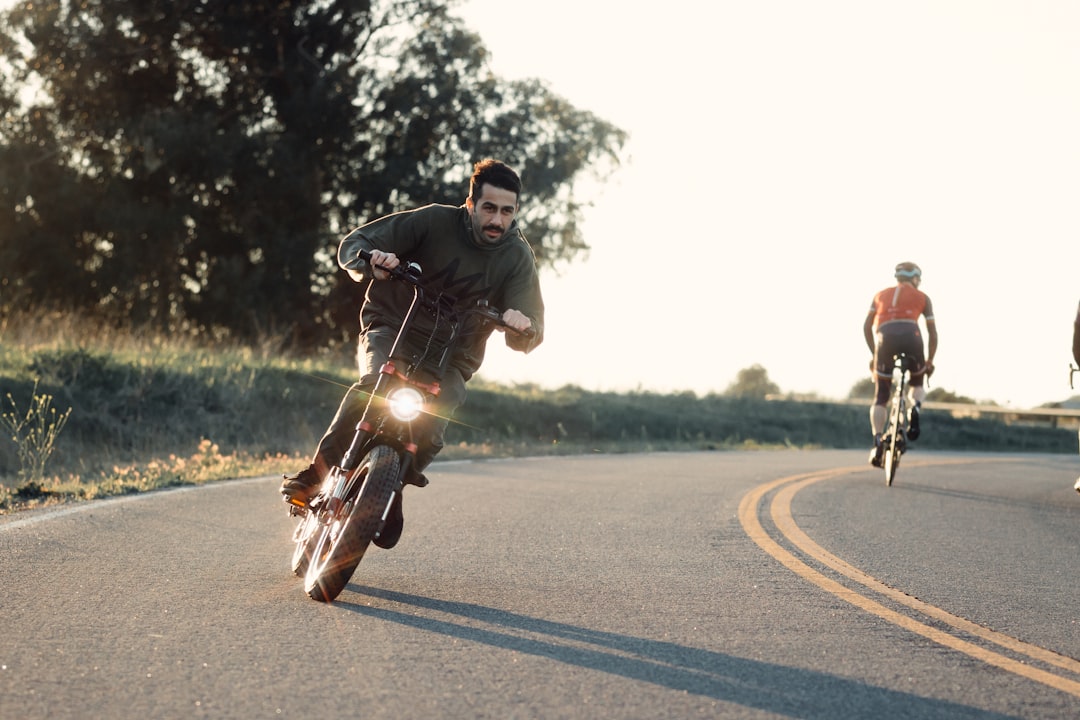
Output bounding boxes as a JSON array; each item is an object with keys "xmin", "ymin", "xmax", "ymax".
[{"xmin": 338, "ymin": 203, "xmax": 545, "ymax": 379}]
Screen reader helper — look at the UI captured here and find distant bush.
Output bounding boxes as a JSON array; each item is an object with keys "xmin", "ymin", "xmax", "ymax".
[
  {"xmin": 2, "ymin": 315, "xmax": 1076, "ymax": 506},
  {"xmin": 458, "ymin": 382, "xmax": 1075, "ymax": 455}
]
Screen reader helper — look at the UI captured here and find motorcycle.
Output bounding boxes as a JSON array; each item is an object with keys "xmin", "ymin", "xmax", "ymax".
[{"xmin": 288, "ymin": 248, "xmax": 527, "ymax": 602}]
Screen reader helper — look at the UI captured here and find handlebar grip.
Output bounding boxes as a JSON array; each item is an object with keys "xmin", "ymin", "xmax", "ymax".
[{"xmin": 356, "ymin": 249, "xmax": 421, "ymax": 278}]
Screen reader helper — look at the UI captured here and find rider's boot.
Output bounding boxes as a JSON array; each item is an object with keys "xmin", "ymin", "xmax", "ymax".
[
  {"xmin": 404, "ymin": 467, "xmax": 429, "ymax": 487},
  {"xmin": 280, "ymin": 464, "xmax": 324, "ymax": 507},
  {"xmin": 907, "ymin": 402, "xmax": 921, "ymax": 441},
  {"xmin": 868, "ymin": 434, "xmax": 884, "ymax": 468},
  {"xmin": 373, "ymin": 452, "xmax": 434, "ymax": 549},
  {"xmin": 373, "ymin": 491, "xmax": 404, "ymax": 549},
  {"xmin": 371, "ymin": 467, "xmax": 430, "ymax": 550}
]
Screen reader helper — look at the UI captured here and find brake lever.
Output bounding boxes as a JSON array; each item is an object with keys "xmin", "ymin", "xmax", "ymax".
[{"xmin": 474, "ymin": 299, "xmax": 532, "ymax": 337}]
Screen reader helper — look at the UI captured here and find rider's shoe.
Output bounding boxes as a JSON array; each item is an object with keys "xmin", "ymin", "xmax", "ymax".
[
  {"xmin": 1074, "ymin": 476, "xmax": 1080, "ymax": 495},
  {"xmin": 280, "ymin": 465, "xmax": 322, "ymax": 506},
  {"xmin": 869, "ymin": 435, "xmax": 884, "ymax": 468},
  {"xmin": 373, "ymin": 492, "xmax": 404, "ymax": 549},
  {"xmin": 404, "ymin": 468, "xmax": 429, "ymax": 487},
  {"xmin": 907, "ymin": 403, "xmax": 921, "ymax": 441}
]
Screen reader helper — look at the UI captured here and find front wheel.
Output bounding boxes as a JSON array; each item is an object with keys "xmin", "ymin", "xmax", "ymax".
[{"xmin": 303, "ymin": 445, "xmax": 401, "ymax": 602}]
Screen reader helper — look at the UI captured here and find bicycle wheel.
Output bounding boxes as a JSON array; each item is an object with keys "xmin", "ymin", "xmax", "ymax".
[
  {"xmin": 884, "ymin": 374, "xmax": 906, "ymax": 487},
  {"xmin": 884, "ymin": 430, "xmax": 901, "ymax": 486}
]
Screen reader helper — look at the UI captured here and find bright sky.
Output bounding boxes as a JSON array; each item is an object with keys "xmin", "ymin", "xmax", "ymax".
[
  {"xmin": 458, "ymin": 0, "xmax": 1080, "ymax": 408},
  {"xmin": 3, "ymin": 2, "xmax": 1076, "ymax": 408}
]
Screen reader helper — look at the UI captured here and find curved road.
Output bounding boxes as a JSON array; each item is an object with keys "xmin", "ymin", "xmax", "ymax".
[{"xmin": 1, "ymin": 450, "xmax": 1078, "ymax": 718}]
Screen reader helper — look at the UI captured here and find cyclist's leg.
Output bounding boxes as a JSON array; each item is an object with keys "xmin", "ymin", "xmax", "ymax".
[
  {"xmin": 412, "ymin": 367, "xmax": 466, "ymax": 476},
  {"xmin": 870, "ymin": 337, "xmax": 896, "ymax": 436},
  {"xmin": 901, "ymin": 330, "xmax": 928, "ymax": 440},
  {"xmin": 281, "ymin": 329, "xmax": 394, "ymax": 501},
  {"xmin": 869, "ymin": 341, "xmax": 895, "ymax": 467},
  {"xmin": 869, "ymin": 397, "xmax": 889, "ymax": 467},
  {"xmin": 305, "ymin": 329, "xmax": 395, "ymax": 474},
  {"xmin": 870, "ymin": 392, "xmax": 889, "ymax": 436}
]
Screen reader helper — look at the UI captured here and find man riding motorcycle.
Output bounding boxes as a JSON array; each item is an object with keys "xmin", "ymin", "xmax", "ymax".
[{"xmin": 281, "ymin": 159, "xmax": 545, "ymax": 544}]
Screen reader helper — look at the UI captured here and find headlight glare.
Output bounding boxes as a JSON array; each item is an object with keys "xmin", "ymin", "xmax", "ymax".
[{"xmin": 387, "ymin": 387, "xmax": 425, "ymax": 421}]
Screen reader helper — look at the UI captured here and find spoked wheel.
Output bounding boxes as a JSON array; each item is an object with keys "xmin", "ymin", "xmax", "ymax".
[
  {"xmin": 304, "ymin": 445, "xmax": 401, "ymax": 603},
  {"xmin": 290, "ymin": 510, "xmax": 321, "ymax": 577}
]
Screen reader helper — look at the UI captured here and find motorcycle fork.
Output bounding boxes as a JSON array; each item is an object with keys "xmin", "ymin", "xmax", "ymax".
[
  {"xmin": 341, "ymin": 283, "xmax": 440, "ymax": 500},
  {"xmin": 324, "ymin": 465, "xmax": 357, "ymax": 517}
]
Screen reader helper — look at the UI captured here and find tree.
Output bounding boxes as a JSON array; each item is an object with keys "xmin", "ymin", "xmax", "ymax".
[
  {"xmin": 847, "ymin": 377, "xmax": 875, "ymax": 399},
  {"xmin": 0, "ymin": 0, "xmax": 626, "ymax": 346},
  {"xmin": 725, "ymin": 364, "xmax": 780, "ymax": 400},
  {"xmin": 925, "ymin": 388, "xmax": 976, "ymax": 404},
  {"xmin": 852, "ymin": 379, "xmax": 980, "ymax": 405}
]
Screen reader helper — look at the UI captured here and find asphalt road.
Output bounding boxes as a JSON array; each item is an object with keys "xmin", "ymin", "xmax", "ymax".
[{"xmin": 1, "ymin": 450, "xmax": 1078, "ymax": 719}]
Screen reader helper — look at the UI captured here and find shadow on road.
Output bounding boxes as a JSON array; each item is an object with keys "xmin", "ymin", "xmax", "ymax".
[
  {"xmin": 339, "ymin": 586, "xmax": 1014, "ymax": 720},
  {"xmin": 888, "ymin": 481, "xmax": 1080, "ymax": 516}
]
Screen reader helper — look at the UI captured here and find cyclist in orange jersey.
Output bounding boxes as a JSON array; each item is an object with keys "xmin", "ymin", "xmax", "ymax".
[{"xmin": 863, "ymin": 262, "xmax": 938, "ymax": 467}]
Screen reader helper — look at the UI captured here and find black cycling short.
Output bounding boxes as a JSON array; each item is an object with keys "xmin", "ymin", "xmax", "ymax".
[{"xmin": 874, "ymin": 322, "xmax": 927, "ymax": 383}]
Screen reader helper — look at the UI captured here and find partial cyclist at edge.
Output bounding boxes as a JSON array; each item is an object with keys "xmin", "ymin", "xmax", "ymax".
[
  {"xmin": 1072, "ymin": 298, "xmax": 1080, "ymax": 494},
  {"xmin": 864, "ymin": 262, "xmax": 938, "ymax": 468}
]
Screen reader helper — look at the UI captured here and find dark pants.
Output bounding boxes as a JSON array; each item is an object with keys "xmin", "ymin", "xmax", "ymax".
[
  {"xmin": 311, "ymin": 327, "xmax": 467, "ymax": 475},
  {"xmin": 873, "ymin": 323, "xmax": 927, "ymax": 406}
]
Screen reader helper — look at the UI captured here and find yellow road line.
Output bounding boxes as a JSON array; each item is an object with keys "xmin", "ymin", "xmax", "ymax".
[{"xmin": 738, "ymin": 463, "xmax": 1080, "ymax": 698}]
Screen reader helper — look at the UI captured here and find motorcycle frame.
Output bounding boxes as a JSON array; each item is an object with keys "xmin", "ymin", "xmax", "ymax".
[{"xmin": 327, "ymin": 277, "xmax": 464, "ymax": 510}]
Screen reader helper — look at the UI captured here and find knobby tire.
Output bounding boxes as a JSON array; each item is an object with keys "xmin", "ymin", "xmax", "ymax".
[{"xmin": 304, "ymin": 445, "xmax": 401, "ymax": 602}]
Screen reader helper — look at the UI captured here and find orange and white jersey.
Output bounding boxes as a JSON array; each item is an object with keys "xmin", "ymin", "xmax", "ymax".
[{"xmin": 869, "ymin": 283, "xmax": 934, "ymax": 330}]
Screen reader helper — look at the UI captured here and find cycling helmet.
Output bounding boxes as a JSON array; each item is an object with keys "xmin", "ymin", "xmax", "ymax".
[{"xmin": 894, "ymin": 262, "xmax": 922, "ymax": 282}]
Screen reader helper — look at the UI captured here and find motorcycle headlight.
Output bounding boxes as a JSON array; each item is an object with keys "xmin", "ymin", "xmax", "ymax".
[{"xmin": 387, "ymin": 386, "xmax": 425, "ymax": 421}]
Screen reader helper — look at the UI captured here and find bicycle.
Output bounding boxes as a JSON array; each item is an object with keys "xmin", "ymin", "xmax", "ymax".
[{"xmin": 880, "ymin": 352, "xmax": 912, "ymax": 487}]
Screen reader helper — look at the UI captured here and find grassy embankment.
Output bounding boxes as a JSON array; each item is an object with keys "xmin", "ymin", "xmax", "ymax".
[{"xmin": 1, "ymin": 310, "xmax": 1075, "ymax": 513}]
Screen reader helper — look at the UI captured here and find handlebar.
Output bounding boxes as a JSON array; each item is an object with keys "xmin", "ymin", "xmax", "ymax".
[{"xmin": 356, "ymin": 248, "xmax": 532, "ymax": 337}]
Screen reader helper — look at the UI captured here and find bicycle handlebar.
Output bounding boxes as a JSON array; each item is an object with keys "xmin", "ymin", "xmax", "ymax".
[{"xmin": 356, "ymin": 249, "xmax": 532, "ymax": 336}]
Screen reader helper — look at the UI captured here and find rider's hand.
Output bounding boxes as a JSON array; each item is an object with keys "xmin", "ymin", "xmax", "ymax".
[
  {"xmin": 924, "ymin": 360, "xmax": 935, "ymax": 377},
  {"xmin": 499, "ymin": 309, "xmax": 532, "ymax": 333},
  {"xmin": 368, "ymin": 250, "xmax": 400, "ymax": 280}
]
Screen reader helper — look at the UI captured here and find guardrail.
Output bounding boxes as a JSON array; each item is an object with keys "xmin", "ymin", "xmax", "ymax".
[{"xmin": 768, "ymin": 396, "xmax": 1080, "ymax": 429}]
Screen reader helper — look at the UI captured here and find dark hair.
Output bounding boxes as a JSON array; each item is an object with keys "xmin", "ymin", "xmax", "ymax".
[{"xmin": 469, "ymin": 159, "xmax": 521, "ymax": 203}]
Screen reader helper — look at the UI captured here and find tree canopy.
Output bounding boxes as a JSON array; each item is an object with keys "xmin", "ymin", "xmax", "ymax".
[
  {"xmin": 725, "ymin": 364, "xmax": 780, "ymax": 400},
  {"xmin": 0, "ymin": 0, "xmax": 626, "ymax": 347}
]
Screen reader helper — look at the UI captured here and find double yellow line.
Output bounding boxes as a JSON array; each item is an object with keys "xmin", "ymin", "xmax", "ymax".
[{"xmin": 738, "ymin": 463, "xmax": 1080, "ymax": 698}]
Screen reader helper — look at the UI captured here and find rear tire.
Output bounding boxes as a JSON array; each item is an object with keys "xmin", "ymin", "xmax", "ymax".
[
  {"xmin": 884, "ymin": 432, "xmax": 901, "ymax": 486},
  {"xmin": 884, "ymin": 377, "xmax": 907, "ymax": 486},
  {"xmin": 304, "ymin": 445, "xmax": 400, "ymax": 602},
  {"xmin": 290, "ymin": 510, "xmax": 320, "ymax": 577}
]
